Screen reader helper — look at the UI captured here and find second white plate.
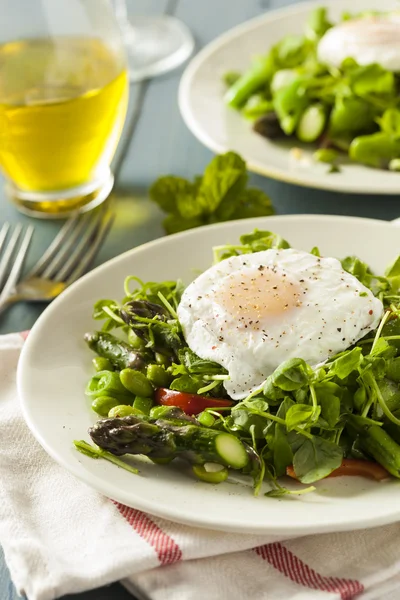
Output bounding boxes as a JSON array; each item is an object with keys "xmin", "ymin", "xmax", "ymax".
[{"xmin": 179, "ymin": 0, "xmax": 400, "ymax": 194}]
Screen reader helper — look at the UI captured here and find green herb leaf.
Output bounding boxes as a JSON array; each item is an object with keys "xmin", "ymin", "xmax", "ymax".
[
  {"xmin": 273, "ymin": 425, "xmax": 294, "ymax": 476},
  {"xmin": 349, "ymin": 64, "xmax": 395, "ymax": 98},
  {"xmin": 314, "ymin": 382, "xmax": 341, "ymax": 427},
  {"xmin": 285, "ymin": 404, "xmax": 315, "ymax": 431},
  {"xmin": 269, "ymin": 358, "xmax": 310, "ymax": 391},
  {"xmin": 377, "ymin": 109, "xmax": 400, "ymax": 139},
  {"xmin": 240, "ymin": 229, "xmax": 290, "ymax": 250},
  {"xmin": 293, "ymin": 437, "xmax": 343, "ymax": 483},
  {"xmin": 149, "ymin": 153, "xmax": 275, "ymax": 234},
  {"xmin": 149, "ymin": 176, "xmax": 195, "ymax": 215},
  {"xmin": 197, "ymin": 152, "xmax": 247, "ymax": 218},
  {"xmin": 328, "ymin": 347, "xmax": 363, "ymax": 379}
]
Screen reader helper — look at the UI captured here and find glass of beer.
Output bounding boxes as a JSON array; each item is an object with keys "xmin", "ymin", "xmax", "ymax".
[{"xmin": 0, "ymin": 0, "xmax": 129, "ymax": 218}]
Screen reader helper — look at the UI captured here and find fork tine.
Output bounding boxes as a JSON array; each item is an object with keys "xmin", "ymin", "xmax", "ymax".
[
  {"xmin": 0, "ymin": 225, "xmax": 34, "ymax": 305},
  {"xmin": 0, "ymin": 223, "xmax": 10, "ymax": 254},
  {"xmin": 27, "ymin": 213, "xmax": 88, "ymax": 278},
  {"xmin": 39, "ymin": 213, "xmax": 92, "ymax": 280},
  {"xmin": 55, "ymin": 209, "xmax": 109, "ymax": 282},
  {"xmin": 67, "ymin": 211, "xmax": 114, "ymax": 285},
  {"xmin": 0, "ymin": 224, "xmax": 22, "ymax": 290}
]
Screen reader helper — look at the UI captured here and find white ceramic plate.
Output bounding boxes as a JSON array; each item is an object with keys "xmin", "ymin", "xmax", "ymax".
[
  {"xmin": 18, "ymin": 215, "xmax": 400, "ymax": 535},
  {"xmin": 179, "ymin": 0, "xmax": 400, "ymax": 195}
]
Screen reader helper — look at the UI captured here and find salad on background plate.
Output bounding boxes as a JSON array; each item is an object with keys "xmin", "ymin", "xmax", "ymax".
[
  {"xmin": 224, "ymin": 7, "xmax": 400, "ymax": 173},
  {"xmin": 76, "ymin": 228, "xmax": 400, "ymax": 498}
]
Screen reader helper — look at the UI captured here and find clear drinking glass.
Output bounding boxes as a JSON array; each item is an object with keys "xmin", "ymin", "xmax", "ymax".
[
  {"xmin": 113, "ymin": 0, "xmax": 194, "ymax": 82},
  {"xmin": 0, "ymin": 0, "xmax": 129, "ymax": 218}
]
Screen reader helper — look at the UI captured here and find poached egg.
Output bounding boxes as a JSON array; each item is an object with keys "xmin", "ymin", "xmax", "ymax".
[
  {"xmin": 317, "ymin": 14, "xmax": 400, "ymax": 71},
  {"xmin": 177, "ymin": 249, "xmax": 383, "ymax": 400}
]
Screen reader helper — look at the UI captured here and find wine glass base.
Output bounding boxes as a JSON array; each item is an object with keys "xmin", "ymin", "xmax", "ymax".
[
  {"xmin": 123, "ymin": 15, "xmax": 195, "ymax": 82},
  {"xmin": 7, "ymin": 171, "xmax": 114, "ymax": 219}
]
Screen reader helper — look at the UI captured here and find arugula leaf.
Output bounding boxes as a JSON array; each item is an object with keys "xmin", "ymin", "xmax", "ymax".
[
  {"xmin": 293, "ymin": 437, "xmax": 343, "ymax": 483},
  {"xmin": 149, "ymin": 152, "xmax": 275, "ymax": 234}
]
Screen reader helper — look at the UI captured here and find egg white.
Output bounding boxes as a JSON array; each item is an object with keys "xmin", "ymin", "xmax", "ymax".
[
  {"xmin": 177, "ymin": 249, "xmax": 383, "ymax": 400},
  {"xmin": 317, "ymin": 14, "xmax": 400, "ymax": 71}
]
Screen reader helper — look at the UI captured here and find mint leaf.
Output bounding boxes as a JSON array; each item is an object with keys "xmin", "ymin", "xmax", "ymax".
[
  {"xmin": 197, "ymin": 152, "xmax": 247, "ymax": 218},
  {"xmin": 149, "ymin": 176, "xmax": 194, "ymax": 215},
  {"xmin": 149, "ymin": 152, "xmax": 275, "ymax": 235},
  {"xmin": 163, "ymin": 214, "xmax": 203, "ymax": 235},
  {"xmin": 231, "ymin": 188, "xmax": 275, "ymax": 220}
]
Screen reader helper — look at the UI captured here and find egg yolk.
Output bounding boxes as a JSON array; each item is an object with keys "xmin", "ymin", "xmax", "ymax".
[{"xmin": 214, "ymin": 266, "xmax": 303, "ymax": 325}]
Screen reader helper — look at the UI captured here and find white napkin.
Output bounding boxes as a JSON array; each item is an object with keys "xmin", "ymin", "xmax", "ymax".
[{"xmin": 1, "ymin": 332, "xmax": 400, "ymax": 600}]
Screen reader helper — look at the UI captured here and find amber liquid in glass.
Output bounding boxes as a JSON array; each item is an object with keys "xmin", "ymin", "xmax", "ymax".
[{"xmin": 0, "ymin": 37, "xmax": 128, "ymax": 215}]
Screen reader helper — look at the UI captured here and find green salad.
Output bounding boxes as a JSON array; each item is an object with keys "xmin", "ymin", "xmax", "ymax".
[
  {"xmin": 75, "ymin": 230, "xmax": 400, "ymax": 497},
  {"xmin": 224, "ymin": 7, "xmax": 400, "ymax": 172}
]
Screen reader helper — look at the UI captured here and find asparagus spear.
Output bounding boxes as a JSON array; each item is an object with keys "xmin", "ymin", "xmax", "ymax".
[
  {"xmin": 346, "ymin": 414, "xmax": 400, "ymax": 478},
  {"xmin": 84, "ymin": 331, "xmax": 148, "ymax": 371},
  {"xmin": 88, "ymin": 408, "xmax": 250, "ymax": 470}
]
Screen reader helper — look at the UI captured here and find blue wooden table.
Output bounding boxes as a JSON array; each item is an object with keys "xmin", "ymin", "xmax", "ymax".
[{"xmin": 1, "ymin": 0, "xmax": 399, "ymax": 598}]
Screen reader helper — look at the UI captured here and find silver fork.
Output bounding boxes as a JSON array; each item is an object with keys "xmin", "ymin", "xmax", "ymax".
[
  {"xmin": 0, "ymin": 223, "xmax": 35, "ymax": 306},
  {"xmin": 0, "ymin": 207, "xmax": 114, "ymax": 315}
]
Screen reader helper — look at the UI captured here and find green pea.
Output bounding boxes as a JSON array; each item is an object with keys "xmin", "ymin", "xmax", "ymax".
[
  {"xmin": 155, "ymin": 352, "xmax": 171, "ymax": 366},
  {"xmin": 149, "ymin": 405, "xmax": 176, "ymax": 420},
  {"xmin": 120, "ymin": 368, "xmax": 153, "ymax": 397},
  {"xmin": 313, "ymin": 148, "xmax": 338, "ymax": 165},
  {"xmin": 133, "ymin": 395, "xmax": 153, "ymax": 415},
  {"xmin": 192, "ymin": 464, "xmax": 229, "ymax": 484},
  {"xmin": 146, "ymin": 364, "xmax": 171, "ymax": 388},
  {"xmin": 108, "ymin": 405, "xmax": 140, "ymax": 418},
  {"xmin": 86, "ymin": 371, "xmax": 130, "ymax": 399},
  {"xmin": 128, "ymin": 330, "xmax": 146, "ymax": 350},
  {"xmin": 197, "ymin": 411, "xmax": 215, "ymax": 428},
  {"xmin": 91, "ymin": 395, "xmax": 120, "ymax": 417},
  {"xmin": 92, "ymin": 357, "xmax": 114, "ymax": 372}
]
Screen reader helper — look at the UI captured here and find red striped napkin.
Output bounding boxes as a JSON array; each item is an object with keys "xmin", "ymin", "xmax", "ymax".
[{"xmin": 1, "ymin": 332, "xmax": 399, "ymax": 600}]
